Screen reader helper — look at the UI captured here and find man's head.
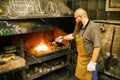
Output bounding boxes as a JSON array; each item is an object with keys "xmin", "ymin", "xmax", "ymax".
[{"xmin": 74, "ymin": 8, "xmax": 88, "ymax": 24}]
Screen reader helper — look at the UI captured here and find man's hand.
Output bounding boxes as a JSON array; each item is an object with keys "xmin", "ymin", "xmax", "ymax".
[
  {"xmin": 55, "ymin": 36, "xmax": 63, "ymax": 43},
  {"xmin": 87, "ymin": 61, "xmax": 97, "ymax": 71}
]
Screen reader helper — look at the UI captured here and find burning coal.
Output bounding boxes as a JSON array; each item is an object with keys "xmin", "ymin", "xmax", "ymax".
[
  {"xmin": 11, "ymin": 28, "xmax": 69, "ymax": 56},
  {"xmin": 34, "ymin": 43, "xmax": 48, "ymax": 52}
]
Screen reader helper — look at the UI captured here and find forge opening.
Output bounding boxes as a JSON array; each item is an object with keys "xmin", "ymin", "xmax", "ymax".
[{"xmin": 0, "ymin": 28, "xmax": 69, "ymax": 56}]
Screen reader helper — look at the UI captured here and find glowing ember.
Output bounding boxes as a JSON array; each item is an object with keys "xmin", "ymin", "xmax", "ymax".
[{"xmin": 34, "ymin": 43, "xmax": 48, "ymax": 51}]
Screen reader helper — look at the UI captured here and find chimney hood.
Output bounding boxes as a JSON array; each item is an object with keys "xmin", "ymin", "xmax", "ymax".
[
  {"xmin": 0, "ymin": 0, "xmax": 73, "ymax": 19},
  {"xmin": 0, "ymin": 0, "xmax": 75, "ymax": 36}
]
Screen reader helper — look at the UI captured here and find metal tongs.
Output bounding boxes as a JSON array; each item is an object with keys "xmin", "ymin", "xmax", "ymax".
[{"xmin": 49, "ymin": 40, "xmax": 64, "ymax": 47}]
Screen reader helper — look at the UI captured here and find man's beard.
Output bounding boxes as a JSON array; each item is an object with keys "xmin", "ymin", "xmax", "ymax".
[
  {"xmin": 73, "ymin": 21, "xmax": 83, "ymax": 34},
  {"xmin": 77, "ymin": 21, "xmax": 83, "ymax": 30}
]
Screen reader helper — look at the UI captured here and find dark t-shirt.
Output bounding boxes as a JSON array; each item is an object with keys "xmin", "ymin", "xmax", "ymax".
[{"xmin": 73, "ymin": 21, "xmax": 101, "ymax": 55}]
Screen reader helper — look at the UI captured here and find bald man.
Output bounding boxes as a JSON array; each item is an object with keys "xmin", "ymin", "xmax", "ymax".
[{"xmin": 55, "ymin": 8, "xmax": 101, "ymax": 80}]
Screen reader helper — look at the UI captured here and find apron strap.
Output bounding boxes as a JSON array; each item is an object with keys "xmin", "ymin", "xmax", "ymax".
[{"xmin": 82, "ymin": 20, "xmax": 90, "ymax": 36}]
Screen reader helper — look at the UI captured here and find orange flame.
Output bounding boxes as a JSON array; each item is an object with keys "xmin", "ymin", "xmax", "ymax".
[{"xmin": 34, "ymin": 43, "xmax": 48, "ymax": 51}]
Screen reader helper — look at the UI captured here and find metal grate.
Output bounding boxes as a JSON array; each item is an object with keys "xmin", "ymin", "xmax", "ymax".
[{"xmin": 25, "ymin": 47, "xmax": 70, "ymax": 66}]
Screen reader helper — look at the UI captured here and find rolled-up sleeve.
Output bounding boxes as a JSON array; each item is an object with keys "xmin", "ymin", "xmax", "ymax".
[{"xmin": 91, "ymin": 25, "xmax": 101, "ymax": 47}]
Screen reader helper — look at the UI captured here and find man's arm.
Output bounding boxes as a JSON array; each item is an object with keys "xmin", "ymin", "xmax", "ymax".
[
  {"xmin": 55, "ymin": 33, "xmax": 74, "ymax": 43},
  {"xmin": 91, "ymin": 47, "xmax": 101, "ymax": 62},
  {"xmin": 63, "ymin": 33, "xmax": 74, "ymax": 40},
  {"xmin": 87, "ymin": 47, "xmax": 101, "ymax": 71}
]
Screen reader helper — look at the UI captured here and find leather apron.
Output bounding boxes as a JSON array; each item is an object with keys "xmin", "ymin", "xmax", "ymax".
[{"xmin": 75, "ymin": 20, "xmax": 92, "ymax": 80}]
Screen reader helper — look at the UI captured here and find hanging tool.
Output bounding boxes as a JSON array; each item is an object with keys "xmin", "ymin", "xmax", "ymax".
[{"xmin": 104, "ymin": 27, "xmax": 119, "ymax": 71}]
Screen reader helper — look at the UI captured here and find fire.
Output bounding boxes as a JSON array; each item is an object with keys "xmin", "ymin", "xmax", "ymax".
[{"xmin": 34, "ymin": 43, "xmax": 48, "ymax": 51}]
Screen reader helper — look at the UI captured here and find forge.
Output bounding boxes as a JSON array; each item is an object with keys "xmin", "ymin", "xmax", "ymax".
[
  {"xmin": 0, "ymin": 0, "xmax": 75, "ymax": 80},
  {"xmin": 11, "ymin": 28, "xmax": 69, "ymax": 56}
]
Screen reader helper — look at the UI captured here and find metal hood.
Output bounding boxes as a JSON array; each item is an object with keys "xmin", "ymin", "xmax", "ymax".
[
  {"xmin": 0, "ymin": 0, "xmax": 75, "ymax": 36},
  {"xmin": 0, "ymin": 0, "xmax": 73, "ymax": 19}
]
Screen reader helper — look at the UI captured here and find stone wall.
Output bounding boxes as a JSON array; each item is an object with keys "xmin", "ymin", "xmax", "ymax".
[{"xmin": 95, "ymin": 20, "xmax": 120, "ymax": 79}]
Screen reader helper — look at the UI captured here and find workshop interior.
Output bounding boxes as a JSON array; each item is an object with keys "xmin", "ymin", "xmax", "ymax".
[{"xmin": 0, "ymin": 0, "xmax": 120, "ymax": 80}]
